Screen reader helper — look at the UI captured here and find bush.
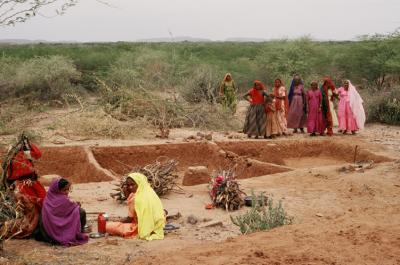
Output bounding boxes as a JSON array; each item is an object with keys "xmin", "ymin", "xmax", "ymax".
[
  {"xmin": 364, "ymin": 87, "xmax": 400, "ymax": 125},
  {"xmin": 179, "ymin": 65, "xmax": 221, "ymax": 104},
  {"xmin": 12, "ymin": 55, "xmax": 81, "ymax": 100},
  {"xmin": 231, "ymin": 194, "xmax": 293, "ymax": 234}
]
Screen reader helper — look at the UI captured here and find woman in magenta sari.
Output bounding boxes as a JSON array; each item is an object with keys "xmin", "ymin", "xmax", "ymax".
[
  {"xmin": 337, "ymin": 80, "xmax": 365, "ymax": 134},
  {"xmin": 287, "ymin": 75, "xmax": 307, "ymax": 133},
  {"xmin": 306, "ymin": 81, "xmax": 326, "ymax": 136},
  {"xmin": 36, "ymin": 177, "xmax": 88, "ymax": 246}
]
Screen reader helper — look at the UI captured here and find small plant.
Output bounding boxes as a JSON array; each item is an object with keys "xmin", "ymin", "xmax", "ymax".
[{"xmin": 231, "ymin": 193, "xmax": 293, "ymax": 234}]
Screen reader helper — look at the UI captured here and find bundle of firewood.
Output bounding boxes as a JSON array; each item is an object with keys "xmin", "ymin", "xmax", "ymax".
[
  {"xmin": 0, "ymin": 134, "xmax": 28, "ymax": 250},
  {"xmin": 209, "ymin": 170, "xmax": 245, "ymax": 211},
  {"xmin": 110, "ymin": 159, "xmax": 180, "ymax": 202}
]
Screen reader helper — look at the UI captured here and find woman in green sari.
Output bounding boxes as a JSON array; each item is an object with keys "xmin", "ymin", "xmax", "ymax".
[{"xmin": 219, "ymin": 73, "xmax": 237, "ymax": 113}]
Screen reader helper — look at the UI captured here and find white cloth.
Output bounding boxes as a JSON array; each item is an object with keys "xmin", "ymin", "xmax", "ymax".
[{"xmin": 348, "ymin": 80, "xmax": 366, "ymax": 130}]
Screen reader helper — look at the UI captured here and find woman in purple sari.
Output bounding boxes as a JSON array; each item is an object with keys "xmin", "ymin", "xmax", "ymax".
[
  {"xmin": 287, "ymin": 75, "xmax": 307, "ymax": 133},
  {"xmin": 35, "ymin": 177, "xmax": 88, "ymax": 246}
]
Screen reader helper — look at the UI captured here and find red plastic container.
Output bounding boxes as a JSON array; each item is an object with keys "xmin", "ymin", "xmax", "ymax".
[{"xmin": 97, "ymin": 213, "xmax": 106, "ymax": 234}]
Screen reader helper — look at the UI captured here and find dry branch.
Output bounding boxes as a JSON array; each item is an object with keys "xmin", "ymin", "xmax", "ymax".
[
  {"xmin": 209, "ymin": 169, "xmax": 245, "ymax": 211},
  {"xmin": 111, "ymin": 158, "xmax": 181, "ymax": 202}
]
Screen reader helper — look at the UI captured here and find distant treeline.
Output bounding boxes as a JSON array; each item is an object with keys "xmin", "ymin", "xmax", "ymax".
[{"xmin": 0, "ymin": 32, "xmax": 399, "ymax": 125}]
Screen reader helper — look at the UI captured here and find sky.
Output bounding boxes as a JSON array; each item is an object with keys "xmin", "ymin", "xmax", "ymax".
[{"xmin": 0, "ymin": 0, "xmax": 399, "ymax": 42}]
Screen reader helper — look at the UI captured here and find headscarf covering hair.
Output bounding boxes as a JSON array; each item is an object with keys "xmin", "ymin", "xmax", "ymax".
[
  {"xmin": 320, "ymin": 77, "xmax": 335, "ymax": 119},
  {"xmin": 322, "ymin": 77, "xmax": 336, "ymax": 90},
  {"xmin": 288, "ymin": 75, "xmax": 303, "ymax": 105},
  {"xmin": 253, "ymin": 80, "xmax": 265, "ymax": 90},
  {"xmin": 347, "ymin": 80, "xmax": 366, "ymax": 129},
  {"xmin": 223, "ymin": 73, "xmax": 232, "ymax": 82},
  {"xmin": 41, "ymin": 177, "xmax": 88, "ymax": 246},
  {"xmin": 127, "ymin": 173, "xmax": 165, "ymax": 241}
]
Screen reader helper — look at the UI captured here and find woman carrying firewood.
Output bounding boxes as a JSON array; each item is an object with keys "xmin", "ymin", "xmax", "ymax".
[{"xmin": 106, "ymin": 173, "xmax": 165, "ymax": 241}]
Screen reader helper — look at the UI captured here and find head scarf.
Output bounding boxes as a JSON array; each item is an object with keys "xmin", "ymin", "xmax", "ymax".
[
  {"xmin": 41, "ymin": 177, "xmax": 88, "ymax": 246},
  {"xmin": 320, "ymin": 77, "xmax": 335, "ymax": 120},
  {"xmin": 288, "ymin": 76, "xmax": 303, "ymax": 105},
  {"xmin": 347, "ymin": 80, "xmax": 366, "ymax": 129},
  {"xmin": 223, "ymin": 73, "xmax": 232, "ymax": 82},
  {"xmin": 253, "ymin": 80, "xmax": 265, "ymax": 90},
  {"xmin": 127, "ymin": 173, "xmax": 165, "ymax": 241}
]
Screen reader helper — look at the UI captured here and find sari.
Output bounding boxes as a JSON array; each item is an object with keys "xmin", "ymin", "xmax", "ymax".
[
  {"xmin": 274, "ymin": 85, "xmax": 289, "ymax": 134},
  {"xmin": 306, "ymin": 89, "xmax": 326, "ymax": 135},
  {"xmin": 243, "ymin": 80, "xmax": 267, "ymax": 137},
  {"xmin": 132, "ymin": 173, "xmax": 165, "ymax": 240},
  {"xmin": 41, "ymin": 178, "xmax": 88, "ymax": 246},
  {"xmin": 108, "ymin": 173, "xmax": 165, "ymax": 241},
  {"xmin": 337, "ymin": 80, "xmax": 365, "ymax": 131},
  {"xmin": 0, "ymin": 193, "xmax": 40, "ymax": 239},
  {"xmin": 320, "ymin": 78, "xmax": 338, "ymax": 136},
  {"xmin": 287, "ymin": 79, "xmax": 307, "ymax": 129},
  {"xmin": 219, "ymin": 73, "xmax": 237, "ymax": 112},
  {"xmin": 106, "ymin": 192, "xmax": 138, "ymax": 238}
]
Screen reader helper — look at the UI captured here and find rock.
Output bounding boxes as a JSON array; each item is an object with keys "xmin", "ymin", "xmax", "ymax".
[
  {"xmin": 187, "ymin": 214, "xmax": 199, "ymax": 225},
  {"xmin": 227, "ymin": 134, "xmax": 234, "ymax": 139},
  {"xmin": 200, "ymin": 220, "xmax": 224, "ymax": 228},
  {"xmin": 182, "ymin": 166, "xmax": 209, "ymax": 186},
  {"xmin": 51, "ymin": 139, "xmax": 65, "ymax": 145},
  {"xmin": 218, "ymin": 150, "xmax": 226, "ymax": 157},
  {"xmin": 39, "ymin": 174, "xmax": 59, "ymax": 186},
  {"xmin": 316, "ymin": 213, "xmax": 324, "ymax": 217},
  {"xmin": 205, "ymin": 133, "xmax": 213, "ymax": 141},
  {"xmin": 96, "ymin": 196, "xmax": 108, "ymax": 202},
  {"xmin": 197, "ymin": 132, "xmax": 205, "ymax": 138}
]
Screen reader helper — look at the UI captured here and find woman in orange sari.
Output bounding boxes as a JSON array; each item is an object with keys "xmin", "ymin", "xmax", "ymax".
[{"xmin": 106, "ymin": 173, "xmax": 165, "ymax": 240}]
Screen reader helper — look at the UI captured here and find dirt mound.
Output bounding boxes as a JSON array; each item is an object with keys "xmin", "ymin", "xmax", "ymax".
[
  {"xmin": 35, "ymin": 147, "xmax": 112, "ymax": 183},
  {"xmin": 216, "ymin": 140, "xmax": 392, "ymax": 166},
  {"xmin": 92, "ymin": 142, "xmax": 291, "ymax": 185}
]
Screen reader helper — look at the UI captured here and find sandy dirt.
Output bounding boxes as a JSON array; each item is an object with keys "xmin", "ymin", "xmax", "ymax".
[{"xmin": 1, "ymin": 122, "xmax": 400, "ymax": 265}]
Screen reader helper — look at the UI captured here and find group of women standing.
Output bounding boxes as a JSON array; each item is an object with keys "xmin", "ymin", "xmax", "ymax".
[{"xmin": 220, "ymin": 74, "xmax": 366, "ymax": 138}]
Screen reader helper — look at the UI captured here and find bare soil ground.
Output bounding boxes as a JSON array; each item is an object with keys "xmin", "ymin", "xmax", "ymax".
[{"xmin": 1, "ymin": 121, "xmax": 400, "ymax": 265}]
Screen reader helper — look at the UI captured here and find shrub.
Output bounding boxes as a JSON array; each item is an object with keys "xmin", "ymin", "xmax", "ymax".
[
  {"xmin": 364, "ymin": 87, "xmax": 400, "ymax": 125},
  {"xmin": 231, "ymin": 194, "xmax": 293, "ymax": 234},
  {"xmin": 13, "ymin": 55, "xmax": 80, "ymax": 100},
  {"xmin": 179, "ymin": 65, "xmax": 221, "ymax": 104}
]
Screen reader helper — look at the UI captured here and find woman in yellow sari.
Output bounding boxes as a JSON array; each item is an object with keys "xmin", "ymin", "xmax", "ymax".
[{"xmin": 106, "ymin": 173, "xmax": 165, "ymax": 241}]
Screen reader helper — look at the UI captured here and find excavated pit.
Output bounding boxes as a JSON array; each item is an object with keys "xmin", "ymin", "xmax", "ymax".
[{"xmin": 1, "ymin": 140, "xmax": 391, "ymax": 185}]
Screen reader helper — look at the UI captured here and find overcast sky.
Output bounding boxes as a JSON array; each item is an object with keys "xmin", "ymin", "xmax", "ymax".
[{"xmin": 1, "ymin": 0, "xmax": 399, "ymax": 42}]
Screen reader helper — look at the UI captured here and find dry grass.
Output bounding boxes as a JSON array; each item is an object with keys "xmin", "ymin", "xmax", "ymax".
[{"xmin": 58, "ymin": 106, "xmax": 151, "ymax": 139}]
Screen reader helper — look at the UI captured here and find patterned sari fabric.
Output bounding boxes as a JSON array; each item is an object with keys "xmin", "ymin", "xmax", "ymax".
[
  {"xmin": 320, "ymin": 78, "xmax": 338, "ymax": 136},
  {"xmin": 274, "ymin": 85, "xmax": 289, "ymax": 134},
  {"xmin": 243, "ymin": 81, "xmax": 267, "ymax": 137},
  {"xmin": 220, "ymin": 73, "xmax": 237, "ymax": 113},
  {"xmin": 0, "ymin": 193, "xmax": 40, "ymax": 239}
]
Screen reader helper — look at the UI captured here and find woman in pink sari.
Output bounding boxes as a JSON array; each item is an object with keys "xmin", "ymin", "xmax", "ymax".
[
  {"xmin": 337, "ymin": 80, "xmax": 365, "ymax": 134},
  {"xmin": 306, "ymin": 81, "xmax": 326, "ymax": 136}
]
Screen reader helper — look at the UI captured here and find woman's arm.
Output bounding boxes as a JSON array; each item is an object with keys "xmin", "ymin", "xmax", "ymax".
[{"xmin": 243, "ymin": 92, "xmax": 251, "ymax": 102}]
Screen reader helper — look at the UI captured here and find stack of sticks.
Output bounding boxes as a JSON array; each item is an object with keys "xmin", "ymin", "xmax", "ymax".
[
  {"xmin": 209, "ymin": 169, "xmax": 245, "ymax": 211},
  {"xmin": 111, "ymin": 158, "xmax": 181, "ymax": 201}
]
